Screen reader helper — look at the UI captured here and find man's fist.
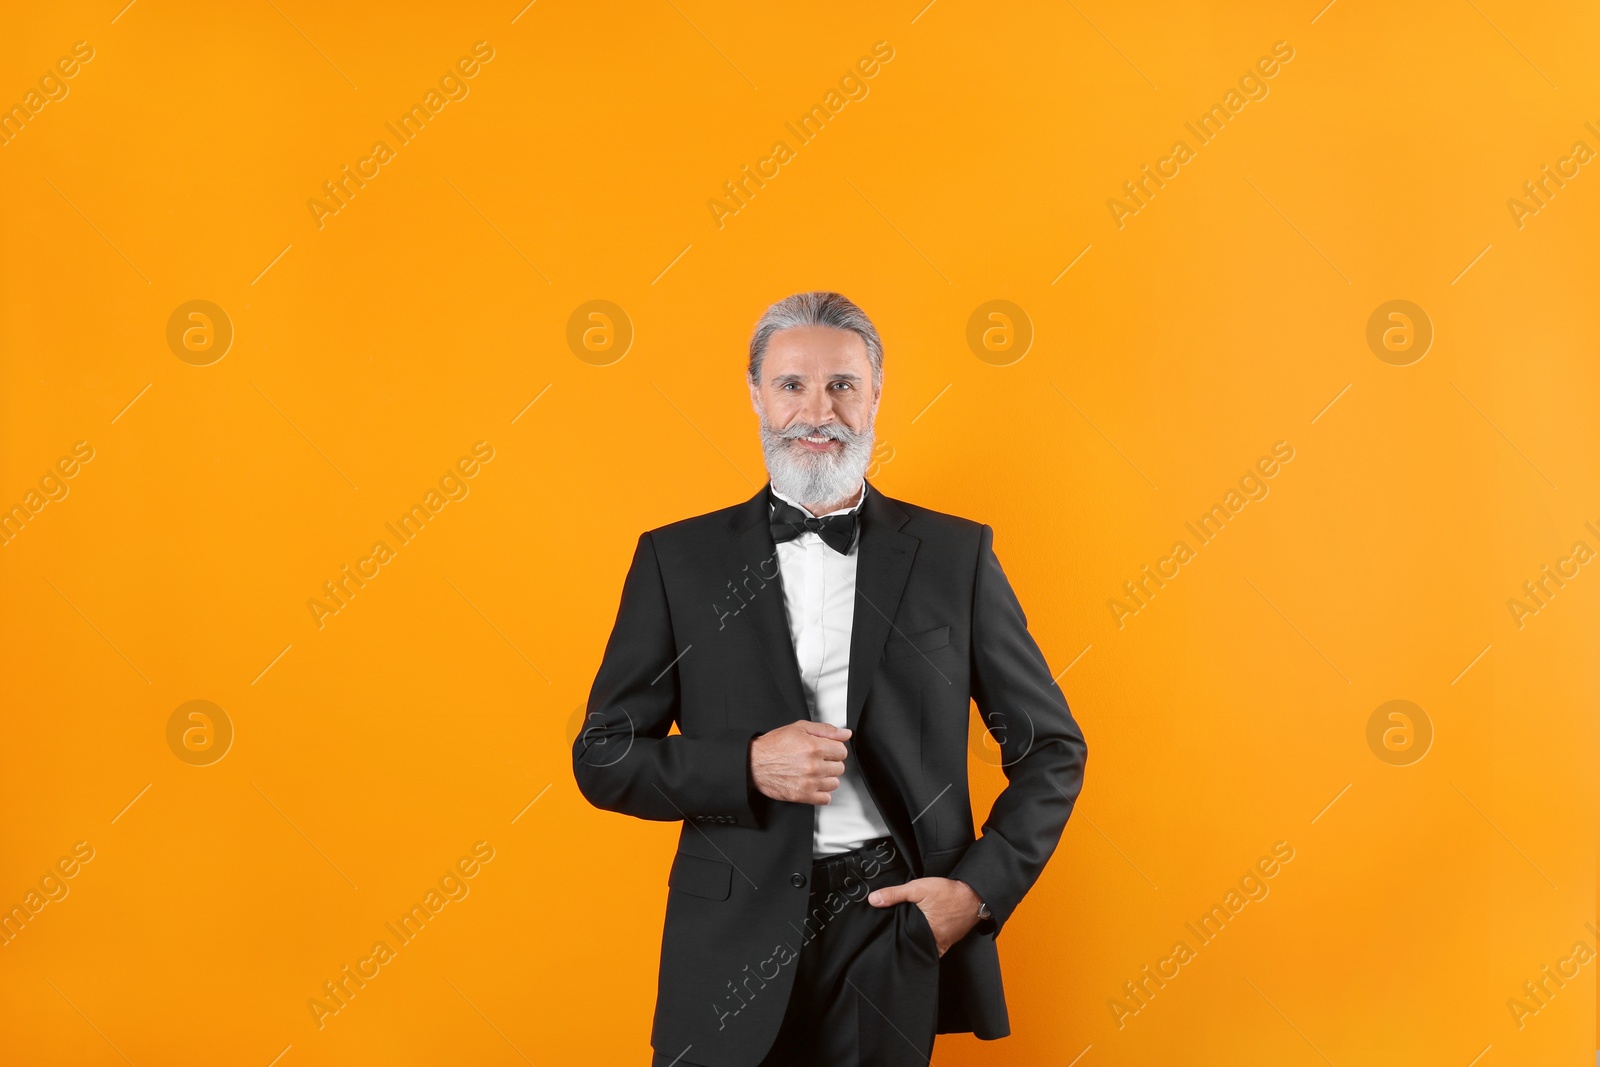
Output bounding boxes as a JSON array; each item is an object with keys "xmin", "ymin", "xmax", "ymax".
[{"xmin": 749, "ymin": 720, "xmax": 851, "ymax": 805}]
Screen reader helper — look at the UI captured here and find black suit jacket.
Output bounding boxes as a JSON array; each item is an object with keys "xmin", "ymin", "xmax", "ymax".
[{"xmin": 572, "ymin": 480, "xmax": 1088, "ymax": 1066}]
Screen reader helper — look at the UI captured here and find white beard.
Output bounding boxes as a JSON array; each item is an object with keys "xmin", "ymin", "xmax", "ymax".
[{"xmin": 756, "ymin": 401, "xmax": 875, "ymax": 511}]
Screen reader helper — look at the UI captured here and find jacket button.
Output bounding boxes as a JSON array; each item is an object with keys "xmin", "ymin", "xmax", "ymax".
[{"xmin": 790, "ymin": 873, "xmax": 806, "ymax": 888}]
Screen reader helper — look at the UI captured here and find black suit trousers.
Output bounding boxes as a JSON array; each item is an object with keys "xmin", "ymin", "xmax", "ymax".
[{"xmin": 651, "ymin": 840, "xmax": 940, "ymax": 1067}]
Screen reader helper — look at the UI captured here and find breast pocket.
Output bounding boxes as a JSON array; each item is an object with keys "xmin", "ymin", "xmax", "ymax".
[{"xmin": 885, "ymin": 624, "xmax": 951, "ymax": 661}]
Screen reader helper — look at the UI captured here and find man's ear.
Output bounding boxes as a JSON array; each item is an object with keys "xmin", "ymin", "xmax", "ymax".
[{"xmin": 749, "ymin": 382, "xmax": 763, "ymax": 415}]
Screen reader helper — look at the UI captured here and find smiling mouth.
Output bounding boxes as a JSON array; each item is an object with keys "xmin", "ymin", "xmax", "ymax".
[{"xmin": 793, "ymin": 434, "xmax": 839, "ymax": 450}]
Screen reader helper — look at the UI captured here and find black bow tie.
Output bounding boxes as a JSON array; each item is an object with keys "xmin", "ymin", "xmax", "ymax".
[{"xmin": 770, "ymin": 494, "xmax": 860, "ymax": 554}]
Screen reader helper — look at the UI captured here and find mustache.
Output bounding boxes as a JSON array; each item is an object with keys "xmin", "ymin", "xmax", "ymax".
[{"xmin": 770, "ymin": 421, "xmax": 865, "ymax": 442}]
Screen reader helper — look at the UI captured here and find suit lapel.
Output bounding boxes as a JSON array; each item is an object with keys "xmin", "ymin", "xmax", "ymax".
[
  {"xmin": 721, "ymin": 479, "xmax": 920, "ymax": 734},
  {"xmin": 723, "ymin": 484, "xmax": 811, "ymax": 726},
  {"xmin": 845, "ymin": 480, "xmax": 918, "ymax": 732}
]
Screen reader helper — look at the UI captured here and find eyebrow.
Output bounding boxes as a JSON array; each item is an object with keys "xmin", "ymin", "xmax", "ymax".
[{"xmin": 770, "ymin": 372, "xmax": 864, "ymax": 384}]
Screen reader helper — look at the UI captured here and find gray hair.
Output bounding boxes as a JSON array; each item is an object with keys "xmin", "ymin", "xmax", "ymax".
[{"xmin": 747, "ymin": 292, "xmax": 883, "ymax": 391}]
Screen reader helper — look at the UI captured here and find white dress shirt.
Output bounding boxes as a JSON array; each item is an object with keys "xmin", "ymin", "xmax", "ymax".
[{"xmin": 769, "ymin": 480, "xmax": 894, "ymax": 857}]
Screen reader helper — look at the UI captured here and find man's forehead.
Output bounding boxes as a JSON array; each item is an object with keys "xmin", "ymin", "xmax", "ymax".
[
  {"xmin": 766, "ymin": 325, "xmax": 867, "ymax": 355},
  {"xmin": 763, "ymin": 328, "xmax": 869, "ymax": 372}
]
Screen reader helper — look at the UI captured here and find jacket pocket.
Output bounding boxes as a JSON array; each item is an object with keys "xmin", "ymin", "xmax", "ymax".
[
  {"xmin": 902, "ymin": 900, "xmax": 941, "ymax": 960},
  {"xmin": 668, "ymin": 852, "xmax": 733, "ymax": 900},
  {"xmin": 885, "ymin": 624, "xmax": 951, "ymax": 661}
]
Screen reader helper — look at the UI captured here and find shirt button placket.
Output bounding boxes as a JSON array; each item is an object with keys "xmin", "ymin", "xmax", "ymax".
[{"xmin": 804, "ymin": 536, "xmax": 823, "ymax": 687}]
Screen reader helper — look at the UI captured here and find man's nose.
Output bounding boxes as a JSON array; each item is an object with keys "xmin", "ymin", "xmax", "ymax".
[{"xmin": 798, "ymin": 387, "xmax": 835, "ymax": 427}]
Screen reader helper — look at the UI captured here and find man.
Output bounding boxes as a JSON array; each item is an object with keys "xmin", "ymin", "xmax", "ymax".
[{"xmin": 573, "ymin": 292, "xmax": 1088, "ymax": 1066}]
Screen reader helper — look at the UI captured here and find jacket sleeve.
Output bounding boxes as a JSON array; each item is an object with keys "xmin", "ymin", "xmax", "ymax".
[
  {"xmin": 949, "ymin": 523, "xmax": 1088, "ymax": 936},
  {"xmin": 572, "ymin": 531, "xmax": 764, "ymax": 828}
]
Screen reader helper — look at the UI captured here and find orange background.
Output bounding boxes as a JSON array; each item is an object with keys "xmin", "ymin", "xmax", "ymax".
[{"xmin": 1, "ymin": 1, "xmax": 1596, "ymax": 1064}]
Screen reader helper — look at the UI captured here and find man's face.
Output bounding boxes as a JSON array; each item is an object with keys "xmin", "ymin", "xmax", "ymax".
[
  {"xmin": 750, "ymin": 326, "xmax": 880, "ymax": 506},
  {"xmin": 750, "ymin": 325, "xmax": 878, "ymax": 452}
]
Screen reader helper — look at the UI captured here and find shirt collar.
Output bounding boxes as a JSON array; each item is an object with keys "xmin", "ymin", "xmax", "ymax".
[{"xmin": 768, "ymin": 479, "xmax": 868, "ymax": 519}]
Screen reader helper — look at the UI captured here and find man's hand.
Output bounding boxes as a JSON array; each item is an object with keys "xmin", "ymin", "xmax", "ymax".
[
  {"xmin": 867, "ymin": 877, "xmax": 982, "ymax": 956},
  {"xmin": 749, "ymin": 720, "xmax": 852, "ymax": 805}
]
